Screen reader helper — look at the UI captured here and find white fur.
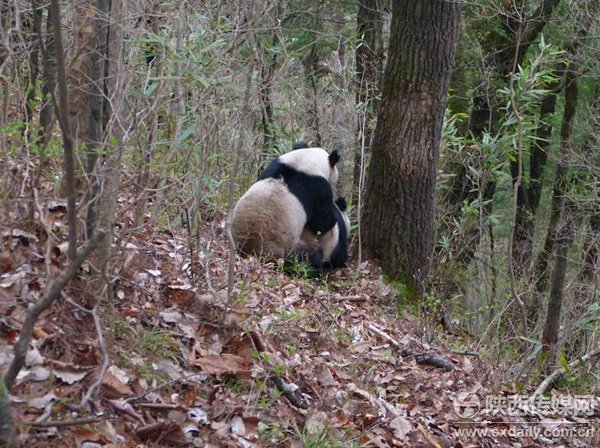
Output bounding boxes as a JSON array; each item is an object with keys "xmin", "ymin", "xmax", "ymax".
[
  {"xmin": 279, "ymin": 147, "xmax": 339, "ymax": 188},
  {"xmin": 231, "ymin": 178, "xmax": 306, "ymax": 258}
]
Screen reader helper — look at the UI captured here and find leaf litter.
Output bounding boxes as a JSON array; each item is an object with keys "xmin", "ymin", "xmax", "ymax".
[{"xmin": 1, "ymin": 163, "xmax": 598, "ymax": 447}]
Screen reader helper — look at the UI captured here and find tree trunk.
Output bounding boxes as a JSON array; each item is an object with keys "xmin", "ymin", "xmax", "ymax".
[
  {"xmin": 49, "ymin": 0, "xmax": 77, "ymax": 261},
  {"xmin": 512, "ymin": 5, "xmax": 596, "ymax": 271},
  {"xmin": 531, "ymin": 68, "xmax": 578, "ymax": 322},
  {"xmin": 24, "ymin": 2, "xmax": 42, "ymax": 132},
  {"xmin": 85, "ymin": 0, "xmax": 110, "ymax": 236},
  {"xmin": 579, "ymin": 209, "xmax": 600, "ymax": 281},
  {"xmin": 256, "ymin": 33, "xmax": 278, "ymax": 170},
  {"xmin": 361, "ymin": 0, "xmax": 462, "ymax": 300},
  {"xmin": 352, "ymin": 0, "xmax": 383, "ymax": 205},
  {"xmin": 541, "ymin": 200, "xmax": 576, "ymax": 366},
  {"xmin": 134, "ymin": 4, "xmax": 163, "ymax": 228},
  {"xmin": 511, "ymin": 75, "xmax": 562, "ymax": 268},
  {"xmin": 88, "ymin": 0, "xmax": 125, "ymax": 275},
  {"xmin": 38, "ymin": 1, "xmax": 57, "ymax": 145},
  {"xmin": 0, "ymin": 376, "xmax": 17, "ymax": 448}
]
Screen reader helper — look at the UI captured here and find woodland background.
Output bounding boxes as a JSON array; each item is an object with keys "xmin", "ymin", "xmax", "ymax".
[{"xmin": 0, "ymin": 0, "xmax": 599, "ymax": 447}]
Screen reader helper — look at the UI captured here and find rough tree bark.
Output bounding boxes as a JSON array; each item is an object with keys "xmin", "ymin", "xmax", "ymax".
[
  {"xmin": 361, "ymin": 0, "xmax": 462, "ymax": 300},
  {"xmin": 352, "ymin": 0, "xmax": 383, "ymax": 205}
]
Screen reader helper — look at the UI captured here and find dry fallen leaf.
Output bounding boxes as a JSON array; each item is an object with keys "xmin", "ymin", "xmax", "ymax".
[
  {"xmin": 389, "ymin": 415, "xmax": 413, "ymax": 439},
  {"xmin": 193, "ymin": 353, "xmax": 250, "ymax": 376},
  {"xmin": 54, "ymin": 368, "xmax": 89, "ymax": 385},
  {"xmin": 101, "ymin": 370, "xmax": 134, "ymax": 398},
  {"xmin": 135, "ymin": 421, "xmax": 188, "ymax": 447}
]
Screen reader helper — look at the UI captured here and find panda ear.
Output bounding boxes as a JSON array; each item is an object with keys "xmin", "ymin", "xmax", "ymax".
[
  {"xmin": 329, "ymin": 150, "xmax": 340, "ymax": 167},
  {"xmin": 335, "ymin": 197, "xmax": 347, "ymax": 212}
]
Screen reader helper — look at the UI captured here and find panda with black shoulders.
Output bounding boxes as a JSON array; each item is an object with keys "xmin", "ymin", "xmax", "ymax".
[{"xmin": 231, "ymin": 146, "xmax": 349, "ymax": 274}]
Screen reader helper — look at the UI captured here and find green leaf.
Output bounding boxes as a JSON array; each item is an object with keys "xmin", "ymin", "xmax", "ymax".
[
  {"xmin": 145, "ymin": 82, "xmax": 159, "ymax": 96},
  {"xmin": 178, "ymin": 125, "xmax": 196, "ymax": 143}
]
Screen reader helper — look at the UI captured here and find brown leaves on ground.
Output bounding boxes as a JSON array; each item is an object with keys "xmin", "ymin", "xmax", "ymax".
[{"xmin": 2, "ymin": 160, "xmax": 598, "ymax": 447}]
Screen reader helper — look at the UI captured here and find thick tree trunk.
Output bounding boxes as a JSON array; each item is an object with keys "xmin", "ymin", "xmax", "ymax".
[
  {"xmin": 352, "ymin": 0, "xmax": 383, "ymax": 205},
  {"xmin": 361, "ymin": 0, "xmax": 462, "ymax": 299}
]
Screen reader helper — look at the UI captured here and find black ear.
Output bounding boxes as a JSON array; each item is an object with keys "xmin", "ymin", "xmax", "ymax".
[
  {"xmin": 329, "ymin": 150, "xmax": 340, "ymax": 167},
  {"xmin": 335, "ymin": 197, "xmax": 347, "ymax": 212},
  {"xmin": 292, "ymin": 141, "xmax": 309, "ymax": 150}
]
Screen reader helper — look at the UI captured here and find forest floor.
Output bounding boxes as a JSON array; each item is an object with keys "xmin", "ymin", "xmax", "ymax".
[{"xmin": 1, "ymin": 157, "xmax": 598, "ymax": 447}]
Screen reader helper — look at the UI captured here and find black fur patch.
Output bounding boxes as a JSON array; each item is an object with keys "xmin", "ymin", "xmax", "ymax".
[
  {"xmin": 328, "ymin": 150, "xmax": 340, "ymax": 168},
  {"xmin": 292, "ymin": 141, "xmax": 309, "ymax": 149},
  {"xmin": 325, "ymin": 198, "xmax": 349, "ymax": 270},
  {"xmin": 335, "ymin": 197, "xmax": 347, "ymax": 212},
  {"xmin": 259, "ymin": 161, "xmax": 336, "ymax": 236}
]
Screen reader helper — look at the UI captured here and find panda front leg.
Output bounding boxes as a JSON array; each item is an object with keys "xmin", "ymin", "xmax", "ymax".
[{"xmin": 284, "ymin": 241, "xmax": 325, "ymax": 278}]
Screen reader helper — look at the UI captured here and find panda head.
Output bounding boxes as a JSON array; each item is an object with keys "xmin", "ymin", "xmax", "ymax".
[
  {"xmin": 260, "ymin": 147, "xmax": 340, "ymax": 188},
  {"xmin": 321, "ymin": 197, "xmax": 350, "ymax": 267},
  {"xmin": 284, "ymin": 196, "xmax": 351, "ymax": 277}
]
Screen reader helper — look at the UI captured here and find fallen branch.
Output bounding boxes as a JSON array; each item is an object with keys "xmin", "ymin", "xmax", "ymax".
[
  {"xmin": 530, "ymin": 346, "xmax": 600, "ymax": 397},
  {"xmin": 23, "ymin": 416, "xmax": 102, "ymax": 428},
  {"xmin": 332, "ymin": 295, "xmax": 369, "ymax": 302},
  {"xmin": 367, "ymin": 324, "xmax": 454, "ymax": 371},
  {"xmin": 3, "ymin": 232, "xmax": 103, "ymax": 390},
  {"xmin": 270, "ymin": 375, "xmax": 308, "ymax": 409},
  {"xmin": 417, "ymin": 423, "xmax": 443, "ymax": 448},
  {"xmin": 347, "ymin": 382, "xmax": 402, "ymax": 418}
]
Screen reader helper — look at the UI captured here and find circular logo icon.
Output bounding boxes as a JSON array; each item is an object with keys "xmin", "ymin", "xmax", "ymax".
[{"xmin": 453, "ymin": 393, "xmax": 481, "ymax": 419}]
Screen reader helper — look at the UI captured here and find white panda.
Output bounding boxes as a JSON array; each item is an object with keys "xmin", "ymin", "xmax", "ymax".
[
  {"xmin": 231, "ymin": 147, "xmax": 340, "ymax": 259},
  {"xmin": 295, "ymin": 197, "xmax": 351, "ymax": 273}
]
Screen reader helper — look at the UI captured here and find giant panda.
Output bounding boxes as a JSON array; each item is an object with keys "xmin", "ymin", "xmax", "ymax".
[
  {"xmin": 231, "ymin": 147, "xmax": 340, "ymax": 261},
  {"xmin": 294, "ymin": 197, "xmax": 351, "ymax": 274}
]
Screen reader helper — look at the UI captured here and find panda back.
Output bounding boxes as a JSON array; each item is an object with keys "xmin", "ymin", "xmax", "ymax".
[{"xmin": 231, "ymin": 178, "xmax": 306, "ymax": 258}]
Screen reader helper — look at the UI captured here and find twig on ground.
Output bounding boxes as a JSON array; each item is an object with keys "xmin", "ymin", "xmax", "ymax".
[
  {"xmin": 66, "ymin": 297, "xmax": 109, "ymax": 409},
  {"xmin": 530, "ymin": 346, "xmax": 600, "ymax": 397},
  {"xmin": 23, "ymin": 416, "xmax": 102, "ymax": 428},
  {"xmin": 367, "ymin": 324, "xmax": 454, "ymax": 371},
  {"xmin": 271, "ymin": 375, "xmax": 308, "ymax": 409},
  {"xmin": 4, "ymin": 232, "xmax": 103, "ymax": 390},
  {"xmin": 347, "ymin": 382, "xmax": 402, "ymax": 418}
]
